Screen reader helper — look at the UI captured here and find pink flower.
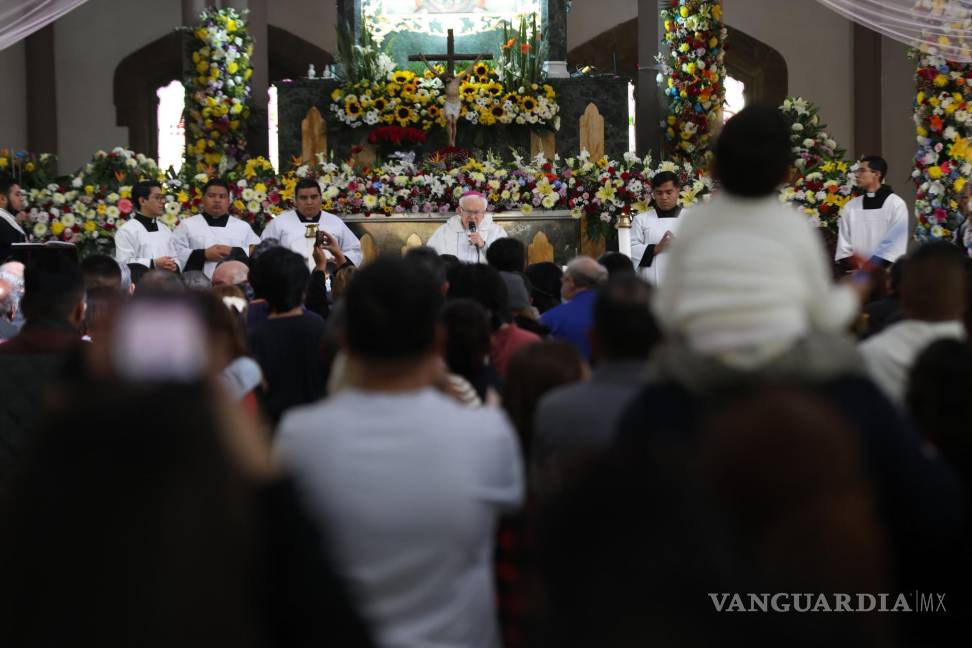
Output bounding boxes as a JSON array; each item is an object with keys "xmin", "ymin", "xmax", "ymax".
[{"xmin": 118, "ymin": 198, "xmax": 133, "ymax": 214}]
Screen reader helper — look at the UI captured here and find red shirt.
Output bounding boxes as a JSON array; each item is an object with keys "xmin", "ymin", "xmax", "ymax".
[{"xmin": 490, "ymin": 323, "xmax": 540, "ymax": 377}]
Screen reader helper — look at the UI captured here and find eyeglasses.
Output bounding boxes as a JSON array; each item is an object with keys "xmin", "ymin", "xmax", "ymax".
[{"xmin": 461, "ymin": 209, "xmax": 485, "ymax": 216}]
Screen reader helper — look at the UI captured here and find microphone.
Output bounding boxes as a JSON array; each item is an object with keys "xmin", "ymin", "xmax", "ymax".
[{"xmin": 467, "ymin": 221, "xmax": 480, "ymax": 261}]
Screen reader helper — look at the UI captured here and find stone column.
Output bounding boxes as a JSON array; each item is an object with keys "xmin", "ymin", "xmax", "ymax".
[
  {"xmin": 636, "ymin": 0, "xmax": 665, "ymax": 157},
  {"xmin": 542, "ymin": 0, "xmax": 569, "ymax": 78},
  {"xmin": 25, "ymin": 24, "xmax": 57, "ymax": 163},
  {"xmin": 853, "ymin": 23, "xmax": 881, "ymax": 157}
]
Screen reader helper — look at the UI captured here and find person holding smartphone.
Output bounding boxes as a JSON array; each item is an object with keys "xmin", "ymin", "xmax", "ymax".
[
  {"xmin": 630, "ymin": 170, "xmax": 686, "ymax": 285},
  {"xmin": 261, "ymin": 178, "xmax": 362, "ymax": 271}
]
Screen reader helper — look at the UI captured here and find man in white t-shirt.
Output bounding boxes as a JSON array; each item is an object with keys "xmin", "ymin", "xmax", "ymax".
[
  {"xmin": 859, "ymin": 241, "xmax": 967, "ymax": 405},
  {"xmin": 275, "ymin": 257, "xmax": 523, "ymax": 648}
]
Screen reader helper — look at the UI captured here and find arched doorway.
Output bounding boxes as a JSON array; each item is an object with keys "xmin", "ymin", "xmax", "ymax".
[{"xmin": 113, "ymin": 26, "xmax": 334, "ymax": 162}]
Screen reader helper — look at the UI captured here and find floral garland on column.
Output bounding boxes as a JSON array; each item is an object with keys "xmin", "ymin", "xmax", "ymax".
[
  {"xmin": 778, "ymin": 97, "xmax": 855, "ymax": 231},
  {"xmin": 912, "ymin": 29, "xmax": 972, "ymax": 242},
  {"xmin": 183, "ymin": 7, "xmax": 253, "ymax": 175},
  {"xmin": 659, "ymin": 0, "xmax": 727, "ymax": 166}
]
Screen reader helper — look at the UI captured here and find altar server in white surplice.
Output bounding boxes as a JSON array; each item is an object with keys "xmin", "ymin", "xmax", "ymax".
[
  {"xmin": 427, "ymin": 191, "xmax": 507, "ymax": 263},
  {"xmin": 171, "ymin": 179, "xmax": 260, "ymax": 279},
  {"xmin": 260, "ymin": 178, "xmax": 362, "ymax": 270},
  {"xmin": 835, "ymin": 155, "xmax": 909, "ymax": 271},
  {"xmin": 114, "ymin": 180, "xmax": 179, "ymax": 272},
  {"xmin": 631, "ymin": 170, "xmax": 687, "ymax": 286}
]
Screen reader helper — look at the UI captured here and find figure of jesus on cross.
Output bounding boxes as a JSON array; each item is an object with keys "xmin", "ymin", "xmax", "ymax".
[{"xmin": 410, "ymin": 29, "xmax": 493, "ymax": 148}]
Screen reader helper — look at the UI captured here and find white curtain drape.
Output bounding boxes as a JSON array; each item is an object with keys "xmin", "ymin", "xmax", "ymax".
[
  {"xmin": 0, "ymin": 0, "xmax": 88, "ymax": 51},
  {"xmin": 814, "ymin": 0, "xmax": 972, "ymax": 62}
]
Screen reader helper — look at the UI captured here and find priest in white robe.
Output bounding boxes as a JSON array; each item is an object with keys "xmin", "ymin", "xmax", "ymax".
[
  {"xmin": 427, "ymin": 192, "xmax": 507, "ymax": 263},
  {"xmin": 114, "ymin": 180, "xmax": 179, "ymax": 271},
  {"xmin": 260, "ymin": 178, "xmax": 362, "ymax": 270},
  {"xmin": 0, "ymin": 179, "xmax": 27, "ymax": 263},
  {"xmin": 835, "ymin": 156, "xmax": 909, "ymax": 270},
  {"xmin": 171, "ymin": 179, "xmax": 260, "ymax": 279},
  {"xmin": 630, "ymin": 171, "xmax": 687, "ymax": 285}
]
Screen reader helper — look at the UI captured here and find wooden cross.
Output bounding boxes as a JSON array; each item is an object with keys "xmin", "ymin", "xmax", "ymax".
[{"xmin": 408, "ymin": 28, "xmax": 493, "ymax": 77}]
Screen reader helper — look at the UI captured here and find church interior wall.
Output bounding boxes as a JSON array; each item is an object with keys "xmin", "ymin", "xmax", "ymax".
[
  {"xmin": 54, "ymin": 0, "xmax": 181, "ymax": 172},
  {"xmin": 267, "ymin": 0, "xmax": 337, "ymax": 71},
  {"xmin": 0, "ymin": 41, "xmax": 28, "ymax": 152},
  {"xmin": 566, "ymin": 0, "xmax": 637, "ymax": 53},
  {"xmin": 881, "ymin": 36, "xmax": 918, "ymax": 214},
  {"xmin": 724, "ymin": 0, "xmax": 854, "ymax": 151},
  {"xmin": 5, "ymin": 0, "xmax": 921, "ymax": 222}
]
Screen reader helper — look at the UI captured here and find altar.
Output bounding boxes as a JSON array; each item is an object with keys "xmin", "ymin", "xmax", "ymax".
[
  {"xmin": 274, "ymin": 0, "xmax": 628, "ymax": 260},
  {"xmin": 277, "ymin": 75, "xmax": 630, "ymax": 167},
  {"xmin": 344, "ymin": 210, "xmax": 581, "ymax": 266}
]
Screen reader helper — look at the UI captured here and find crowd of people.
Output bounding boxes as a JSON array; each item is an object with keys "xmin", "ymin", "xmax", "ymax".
[{"xmin": 0, "ymin": 104, "xmax": 970, "ymax": 646}]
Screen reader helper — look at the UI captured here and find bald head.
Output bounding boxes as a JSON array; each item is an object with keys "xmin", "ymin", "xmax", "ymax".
[
  {"xmin": 0, "ymin": 261, "xmax": 25, "ymax": 281},
  {"xmin": 563, "ymin": 256, "xmax": 608, "ymax": 300},
  {"xmin": 0, "ymin": 278, "xmax": 14, "ymax": 318},
  {"xmin": 458, "ymin": 193, "xmax": 489, "ymax": 231},
  {"xmin": 212, "ymin": 260, "xmax": 249, "ymax": 287}
]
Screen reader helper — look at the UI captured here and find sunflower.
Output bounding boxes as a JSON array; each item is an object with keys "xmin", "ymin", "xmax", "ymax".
[
  {"xmin": 473, "ymin": 62, "xmax": 489, "ymax": 78},
  {"xmin": 460, "ymin": 81, "xmax": 479, "ymax": 100},
  {"xmin": 391, "ymin": 70, "xmax": 415, "ymax": 85},
  {"xmin": 485, "ymin": 81, "xmax": 503, "ymax": 97},
  {"xmin": 344, "ymin": 98, "xmax": 363, "ymax": 117},
  {"xmin": 519, "ymin": 96, "xmax": 537, "ymax": 112},
  {"xmin": 491, "ymin": 104, "xmax": 505, "ymax": 120},
  {"xmin": 373, "ymin": 97, "xmax": 387, "ymax": 112},
  {"xmin": 394, "ymin": 105, "xmax": 415, "ymax": 126},
  {"xmin": 426, "ymin": 104, "xmax": 441, "ymax": 119}
]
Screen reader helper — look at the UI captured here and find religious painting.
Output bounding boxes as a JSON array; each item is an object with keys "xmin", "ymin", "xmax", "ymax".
[{"xmin": 361, "ymin": 0, "xmax": 540, "ymax": 64}]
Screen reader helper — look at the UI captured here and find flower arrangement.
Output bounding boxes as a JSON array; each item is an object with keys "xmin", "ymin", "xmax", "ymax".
[
  {"xmin": 183, "ymin": 7, "xmax": 253, "ymax": 175},
  {"xmin": 163, "ymin": 156, "xmax": 287, "ymax": 233},
  {"xmin": 497, "ymin": 14, "xmax": 546, "ymax": 90},
  {"xmin": 367, "ymin": 125, "xmax": 428, "ymax": 148},
  {"xmin": 777, "ymin": 96, "xmax": 855, "ymax": 231},
  {"xmin": 659, "ymin": 0, "xmax": 727, "ymax": 166},
  {"xmin": 17, "ymin": 151, "xmax": 284, "ymax": 255},
  {"xmin": 0, "ymin": 150, "xmax": 58, "ymax": 190},
  {"xmin": 284, "ymin": 149, "xmax": 711, "ymax": 240},
  {"xmin": 330, "ymin": 61, "xmax": 559, "ymax": 132},
  {"xmin": 20, "ymin": 148, "xmax": 160, "ymax": 255},
  {"xmin": 911, "ymin": 26, "xmax": 972, "ymax": 242}
]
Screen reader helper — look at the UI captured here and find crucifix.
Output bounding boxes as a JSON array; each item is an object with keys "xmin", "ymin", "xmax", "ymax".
[{"xmin": 409, "ymin": 29, "xmax": 493, "ymax": 147}]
